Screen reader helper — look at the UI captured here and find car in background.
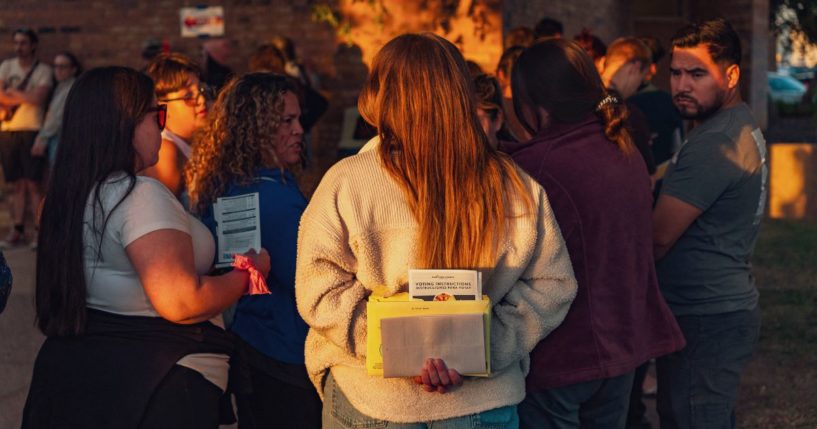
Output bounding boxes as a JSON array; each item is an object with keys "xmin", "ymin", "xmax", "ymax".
[{"xmin": 768, "ymin": 72, "xmax": 808, "ymax": 104}]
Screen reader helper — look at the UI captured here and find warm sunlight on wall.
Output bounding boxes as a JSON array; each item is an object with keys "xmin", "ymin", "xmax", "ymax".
[
  {"xmin": 338, "ymin": 0, "xmax": 503, "ymax": 74},
  {"xmin": 769, "ymin": 143, "xmax": 817, "ymax": 220}
]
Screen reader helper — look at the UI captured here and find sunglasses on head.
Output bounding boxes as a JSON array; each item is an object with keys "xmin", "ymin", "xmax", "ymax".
[{"xmin": 147, "ymin": 104, "xmax": 167, "ymax": 131}]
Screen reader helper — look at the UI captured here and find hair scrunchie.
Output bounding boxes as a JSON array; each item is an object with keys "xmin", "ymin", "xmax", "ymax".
[
  {"xmin": 595, "ymin": 94, "xmax": 620, "ymax": 112},
  {"xmin": 232, "ymin": 254, "xmax": 270, "ymax": 295}
]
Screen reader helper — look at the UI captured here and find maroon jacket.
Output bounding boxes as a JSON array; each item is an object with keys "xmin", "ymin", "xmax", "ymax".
[{"xmin": 504, "ymin": 115, "xmax": 685, "ymax": 391}]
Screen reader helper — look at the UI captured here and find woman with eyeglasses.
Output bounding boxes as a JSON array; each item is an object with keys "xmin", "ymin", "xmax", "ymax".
[
  {"xmin": 31, "ymin": 51, "xmax": 81, "ymax": 166},
  {"xmin": 143, "ymin": 53, "xmax": 212, "ymax": 199},
  {"xmin": 23, "ymin": 67, "xmax": 270, "ymax": 429},
  {"xmin": 186, "ymin": 72, "xmax": 320, "ymax": 429}
]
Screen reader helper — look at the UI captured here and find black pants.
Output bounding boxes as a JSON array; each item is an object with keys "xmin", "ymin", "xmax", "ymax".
[
  {"xmin": 140, "ymin": 365, "xmax": 221, "ymax": 429},
  {"xmin": 235, "ymin": 363, "xmax": 322, "ymax": 429}
]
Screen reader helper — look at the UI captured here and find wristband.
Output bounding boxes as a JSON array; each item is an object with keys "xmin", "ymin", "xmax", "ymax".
[{"xmin": 232, "ymin": 254, "xmax": 270, "ymax": 295}]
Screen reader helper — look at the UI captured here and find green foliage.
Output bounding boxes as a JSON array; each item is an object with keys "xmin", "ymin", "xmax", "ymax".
[{"xmin": 772, "ymin": 0, "xmax": 817, "ymax": 44}]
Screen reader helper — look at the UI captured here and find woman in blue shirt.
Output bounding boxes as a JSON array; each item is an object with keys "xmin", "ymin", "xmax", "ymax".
[{"xmin": 186, "ymin": 73, "xmax": 318, "ymax": 428}]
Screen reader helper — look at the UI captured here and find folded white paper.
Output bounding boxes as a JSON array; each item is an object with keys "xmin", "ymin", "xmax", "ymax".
[{"xmin": 380, "ymin": 313, "xmax": 486, "ymax": 378}]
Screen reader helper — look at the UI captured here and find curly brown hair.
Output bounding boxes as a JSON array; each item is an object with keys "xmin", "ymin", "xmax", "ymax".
[{"xmin": 186, "ymin": 73, "xmax": 295, "ymax": 214}]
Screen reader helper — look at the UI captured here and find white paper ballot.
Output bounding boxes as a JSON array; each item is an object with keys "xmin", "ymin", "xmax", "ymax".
[
  {"xmin": 213, "ymin": 193, "xmax": 262, "ymax": 267},
  {"xmin": 380, "ymin": 313, "xmax": 486, "ymax": 378}
]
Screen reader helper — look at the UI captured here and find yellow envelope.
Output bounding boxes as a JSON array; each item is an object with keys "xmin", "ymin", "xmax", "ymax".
[{"xmin": 366, "ymin": 292, "xmax": 491, "ymax": 377}]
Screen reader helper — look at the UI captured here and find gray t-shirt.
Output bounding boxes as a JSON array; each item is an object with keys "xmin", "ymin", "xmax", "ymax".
[{"xmin": 657, "ymin": 103, "xmax": 767, "ymax": 316}]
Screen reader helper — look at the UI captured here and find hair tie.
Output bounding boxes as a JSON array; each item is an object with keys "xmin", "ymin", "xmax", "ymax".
[
  {"xmin": 232, "ymin": 254, "xmax": 270, "ymax": 295},
  {"xmin": 595, "ymin": 94, "xmax": 619, "ymax": 112}
]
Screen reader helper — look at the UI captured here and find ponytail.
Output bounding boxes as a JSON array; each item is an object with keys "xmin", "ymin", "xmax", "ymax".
[{"xmin": 595, "ymin": 93, "xmax": 636, "ymax": 155}]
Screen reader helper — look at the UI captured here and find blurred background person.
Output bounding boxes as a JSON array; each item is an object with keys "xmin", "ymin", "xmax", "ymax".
[
  {"xmin": 0, "ymin": 28, "xmax": 52, "ymax": 249},
  {"xmin": 186, "ymin": 73, "xmax": 320, "ymax": 429},
  {"xmin": 496, "ymin": 45, "xmax": 531, "ymax": 142},
  {"xmin": 143, "ymin": 53, "xmax": 211, "ymax": 200},
  {"xmin": 23, "ymin": 66, "xmax": 269, "ymax": 429},
  {"xmin": 575, "ymin": 29, "xmax": 608, "ymax": 72},
  {"xmin": 534, "ymin": 17, "xmax": 564, "ymax": 39},
  {"xmin": 202, "ymin": 38, "xmax": 234, "ymax": 91},
  {"xmin": 505, "ymin": 26, "xmax": 536, "ymax": 49},
  {"xmin": 473, "ymin": 73, "xmax": 505, "ymax": 149},
  {"xmin": 32, "ymin": 51, "xmax": 82, "ymax": 167},
  {"xmin": 507, "ymin": 39, "xmax": 684, "ymax": 429}
]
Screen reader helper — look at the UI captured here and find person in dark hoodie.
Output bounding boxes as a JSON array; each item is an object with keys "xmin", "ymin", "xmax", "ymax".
[{"xmin": 506, "ymin": 38, "xmax": 685, "ymax": 429}]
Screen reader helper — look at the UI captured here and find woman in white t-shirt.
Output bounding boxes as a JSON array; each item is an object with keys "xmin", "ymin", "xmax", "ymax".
[{"xmin": 22, "ymin": 66, "xmax": 270, "ymax": 429}]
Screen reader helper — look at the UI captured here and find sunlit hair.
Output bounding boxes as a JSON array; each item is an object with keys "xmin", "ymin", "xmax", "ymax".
[
  {"xmin": 606, "ymin": 37, "xmax": 652, "ymax": 71},
  {"xmin": 37, "ymin": 67, "xmax": 155, "ymax": 336},
  {"xmin": 671, "ymin": 17, "xmax": 741, "ymax": 66},
  {"xmin": 144, "ymin": 52, "xmax": 201, "ymax": 97},
  {"xmin": 359, "ymin": 33, "xmax": 532, "ymax": 269},
  {"xmin": 512, "ymin": 39, "xmax": 635, "ymax": 155},
  {"xmin": 473, "ymin": 73, "xmax": 503, "ymax": 121},
  {"xmin": 186, "ymin": 73, "xmax": 294, "ymax": 214},
  {"xmin": 249, "ymin": 44, "xmax": 286, "ymax": 73}
]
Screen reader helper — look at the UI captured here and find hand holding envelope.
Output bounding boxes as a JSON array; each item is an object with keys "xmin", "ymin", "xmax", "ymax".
[{"xmin": 413, "ymin": 358, "xmax": 464, "ymax": 393}]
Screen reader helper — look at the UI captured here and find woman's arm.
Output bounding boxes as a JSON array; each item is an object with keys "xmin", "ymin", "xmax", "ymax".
[
  {"xmin": 127, "ymin": 229, "xmax": 270, "ymax": 324},
  {"xmin": 295, "ymin": 176, "xmax": 369, "ymax": 358}
]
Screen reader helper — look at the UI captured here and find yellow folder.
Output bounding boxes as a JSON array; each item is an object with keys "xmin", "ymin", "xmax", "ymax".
[{"xmin": 366, "ymin": 292, "xmax": 492, "ymax": 377}]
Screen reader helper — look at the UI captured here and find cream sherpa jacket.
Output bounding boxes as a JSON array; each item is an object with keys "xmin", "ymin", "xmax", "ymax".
[{"xmin": 295, "ymin": 139, "xmax": 577, "ymax": 423}]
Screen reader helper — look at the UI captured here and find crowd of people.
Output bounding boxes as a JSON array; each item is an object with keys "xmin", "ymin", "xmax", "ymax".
[{"xmin": 0, "ymin": 14, "xmax": 767, "ymax": 429}]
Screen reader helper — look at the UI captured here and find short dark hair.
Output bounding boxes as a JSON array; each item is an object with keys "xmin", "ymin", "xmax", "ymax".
[
  {"xmin": 534, "ymin": 17, "xmax": 563, "ymax": 39},
  {"xmin": 671, "ymin": 18, "xmax": 741, "ymax": 66},
  {"xmin": 144, "ymin": 53, "xmax": 201, "ymax": 96},
  {"xmin": 249, "ymin": 44, "xmax": 286, "ymax": 73},
  {"xmin": 13, "ymin": 28, "xmax": 38, "ymax": 44},
  {"xmin": 638, "ymin": 36, "xmax": 665, "ymax": 64}
]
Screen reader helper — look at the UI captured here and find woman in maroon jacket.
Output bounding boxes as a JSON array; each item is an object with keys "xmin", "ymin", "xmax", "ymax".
[{"xmin": 505, "ymin": 38, "xmax": 685, "ymax": 429}]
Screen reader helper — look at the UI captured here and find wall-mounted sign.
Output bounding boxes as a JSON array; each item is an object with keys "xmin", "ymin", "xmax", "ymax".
[{"xmin": 180, "ymin": 6, "xmax": 225, "ymax": 38}]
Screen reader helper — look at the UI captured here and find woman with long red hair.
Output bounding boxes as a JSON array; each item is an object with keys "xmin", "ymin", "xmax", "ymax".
[{"xmin": 295, "ymin": 33, "xmax": 577, "ymax": 428}]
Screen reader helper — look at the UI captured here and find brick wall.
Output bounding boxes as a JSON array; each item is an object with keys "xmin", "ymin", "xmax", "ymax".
[{"xmin": 0, "ymin": 0, "xmax": 345, "ymax": 194}]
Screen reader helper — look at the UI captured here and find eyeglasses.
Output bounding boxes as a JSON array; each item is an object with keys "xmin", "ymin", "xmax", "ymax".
[
  {"xmin": 158, "ymin": 84, "xmax": 215, "ymax": 106},
  {"xmin": 147, "ymin": 104, "xmax": 167, "ymax": 131}
]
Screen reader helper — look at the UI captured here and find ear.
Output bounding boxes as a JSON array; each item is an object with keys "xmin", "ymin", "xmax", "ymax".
[{"xmin": 725, "ymin": 64, "xmax": 740, "ymax": 89}]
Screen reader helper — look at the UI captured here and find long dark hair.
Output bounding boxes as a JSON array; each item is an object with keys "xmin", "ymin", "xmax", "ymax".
[
  {"xmin": 511, "ymin": 39, "xmax": 634, "ymax": 154},
  {"xmin": 36, "ymin": 67, "xmax": 155, "ymax": 336}
]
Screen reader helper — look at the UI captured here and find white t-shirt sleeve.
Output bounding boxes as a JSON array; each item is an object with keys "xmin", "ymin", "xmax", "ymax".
[
  {"xmin": 114, "ymin": 178, "xmax": 191, "ymax": 247},
  {"xmin": 31, "ymin": 63, "xmax": 53, "ymax": 89},
  {"xmin": 0, "ymin": 60, "xmax": 10, "ymax": 83}
]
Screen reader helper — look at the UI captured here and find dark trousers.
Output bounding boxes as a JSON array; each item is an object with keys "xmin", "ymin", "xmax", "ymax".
[
  {"xmin": 656, "ymin": 307, "xmax": 761, "ymax": 429},
  {"xmin": 519, "ymin": 371, "xmax": 636, "ymax": 429},
  {"xmin": 140, "ymin": 365, "xmax": 222, "ymax": 429},
  {"xmin": 235, "ymin": 363, "xmax": 322, "ymax": 429}
]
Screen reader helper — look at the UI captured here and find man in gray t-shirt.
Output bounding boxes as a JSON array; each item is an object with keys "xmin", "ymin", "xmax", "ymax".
[{"xmin": 653, "ymin": 18, "xmax": 765, "ymax": 429}]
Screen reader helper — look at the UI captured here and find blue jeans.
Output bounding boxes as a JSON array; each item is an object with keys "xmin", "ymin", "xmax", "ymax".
[
  {"xmin": 322, "ymin": 372, "xmax": 519, "ymax": 429},
  {"xmin": 656, "ymin": 307, "xmax": 761, "ymax": 429},
  {"xmin": 518, "ymin": 371, "xmax": 635, "ymax": 429}
]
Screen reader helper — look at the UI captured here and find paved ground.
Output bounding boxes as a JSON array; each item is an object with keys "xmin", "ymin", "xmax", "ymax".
[{"xmin": 0, "ymin": 243, "xmax": 43, "ymax": 429}]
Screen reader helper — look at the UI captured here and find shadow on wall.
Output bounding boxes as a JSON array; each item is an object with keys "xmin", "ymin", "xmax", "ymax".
[
  {"xmin": 769, "ymin": 143, "xmax": 817, "ymax": 221},
  {"xmin": 301, "ymin": 43, "xmax": 368, "ymax": 198}
]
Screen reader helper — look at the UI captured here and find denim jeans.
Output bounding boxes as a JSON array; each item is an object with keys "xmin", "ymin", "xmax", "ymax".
[
  {"xmin": 322, "ymin": 372, "xmax": 519, "ymax": 429},
  {"xmin": 518, "ymin": 371, "xmax": 635, "ymax": 429},
  {"xmin": 656, "ymin": 306, "xmax": 761, "ymax": 429}
]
